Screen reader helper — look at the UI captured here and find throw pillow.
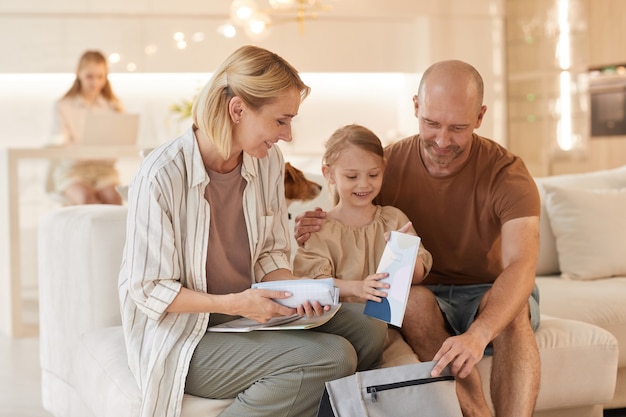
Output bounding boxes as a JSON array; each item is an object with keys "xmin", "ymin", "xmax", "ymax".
[
  {"xmin": 543, "ymin": 185, "xmax": 626, "ymax": 280},
  {"xmin": 534, "ymin": 164, "xmax": 626, "ymax": 275}
]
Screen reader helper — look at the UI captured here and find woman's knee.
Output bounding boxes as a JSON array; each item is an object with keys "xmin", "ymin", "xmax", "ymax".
[
  {"xmin": 306, "ymin": 333, "xmax": 358, "ymax": 378},
  {"xmin": 97, "ymin": 185, "xmax": 123, "ymax": 205},
  {"xmin": 322, "ymin": 303, "xmax": 387, "ymax": 369}
]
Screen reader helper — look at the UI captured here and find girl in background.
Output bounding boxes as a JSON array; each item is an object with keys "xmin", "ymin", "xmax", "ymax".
[
  {"xmin": 49, "ymin": 50, "xmax": 123, "ymax": 205},
  {"xmin": 294, "ymin": 124, "xmax": 432, "ymax": 303}
]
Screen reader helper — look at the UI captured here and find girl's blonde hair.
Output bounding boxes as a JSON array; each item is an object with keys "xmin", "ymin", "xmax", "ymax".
[
  {"xmin": 192, "ymin": 45, "xmax": 311, "ymax": 159},
  {"xmin": 323, "ymin": 124, "xmax": 385, "ymax": 205},
  {"xmin": 63, "ymin": 50, "xmax": 122, "ymax": 111}
]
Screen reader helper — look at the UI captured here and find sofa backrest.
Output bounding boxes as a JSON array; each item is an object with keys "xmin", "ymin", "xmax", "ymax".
[
  {"xmin": 533, "ymin": 165, "xmax": 626, "ymax": 276},
  {"xmin": 39, "ymin": 205, "xmax": 129, "ymax": 381},
  {"xmin": 39, "ymin": 205, "xmax": 127, "ymax": 328}
]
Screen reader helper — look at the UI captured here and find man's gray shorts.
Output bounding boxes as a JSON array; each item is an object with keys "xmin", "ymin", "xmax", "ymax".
[{"xmin": 425, "ymin": 283, "xmax": 540, "ymax": 355}]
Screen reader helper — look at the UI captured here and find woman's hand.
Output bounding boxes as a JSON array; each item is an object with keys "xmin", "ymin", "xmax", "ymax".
[
  {"xmin": 233, "ymin": 289, "xmax": 298, "ymax": 323},
  {"xmin": 294, "ymin": 207, "xmax": 326, "ymax": 246}
]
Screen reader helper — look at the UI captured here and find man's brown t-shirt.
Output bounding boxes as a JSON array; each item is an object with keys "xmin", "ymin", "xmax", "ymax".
[{"xmin": 377, "ymin": 134, "xmax": 540, "ymax": 285}]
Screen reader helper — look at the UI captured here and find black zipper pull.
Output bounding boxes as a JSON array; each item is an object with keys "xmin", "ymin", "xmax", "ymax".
[{"xmin": 370, "ymin": 387, "xmax": 377, "ymax": 403}]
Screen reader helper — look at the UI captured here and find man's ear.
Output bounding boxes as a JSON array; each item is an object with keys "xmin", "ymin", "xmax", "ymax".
[{"xmin": 475, "ymin": 105, "xmax": 487, "ymax": 129}]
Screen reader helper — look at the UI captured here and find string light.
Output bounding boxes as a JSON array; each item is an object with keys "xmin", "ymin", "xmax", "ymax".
[{"xmin": 221, "ymin": 0, "xmax": 332, "ymax": 40}]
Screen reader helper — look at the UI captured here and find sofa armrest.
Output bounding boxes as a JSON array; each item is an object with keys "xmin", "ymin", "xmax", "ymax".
[{"xmin": 38, "ymin": 205, "xmax": 128, "ymax": 382}]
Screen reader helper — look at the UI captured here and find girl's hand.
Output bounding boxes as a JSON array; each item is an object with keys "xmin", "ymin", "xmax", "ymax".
[
  {"xmin": 296, "ymin": 300, "xmax": 330, "ymax": 317},
  {"xmin": 233, "ymin": 288, "xmax": 298, "ymax": 323},
  {"xmin": 356, "ymin": 272, "xmax": 390, "ymax": 302}
]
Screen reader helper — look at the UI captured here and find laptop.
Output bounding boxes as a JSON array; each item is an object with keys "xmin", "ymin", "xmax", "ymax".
[{"xmin": 82, "ymin": 112, "xmax": 140, "ymax": 146}]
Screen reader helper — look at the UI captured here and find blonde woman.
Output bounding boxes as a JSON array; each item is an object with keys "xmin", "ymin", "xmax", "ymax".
[
  {"xmin": 50, "ymin": 50, "xmax": 123, "ymax": 205},
  {"xmin": 118, "ymin": 46, "xmax": 387, "ymax": 417}
]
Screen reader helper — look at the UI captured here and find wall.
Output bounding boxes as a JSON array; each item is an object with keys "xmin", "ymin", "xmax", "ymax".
[
  {"xmin": 0, "ymin": 1, "xmax": 447, "ymax": 74},
  {"xmin": 504, "ymin": 0, "xmax": 626, "ymax": 177},
  {"xmin": 554, "ymin": 0, "xmax": 626, "ymax": 175},
  {"xmin": 0, "ymin": 0, "xmax": 505, "ymax": 312},
  {"xmin": 0, "ymin": 0, "xmax": 508, "ymax": 182},
  {"xmin": 0, "ymin": 72, "xmax": 423, "ymax": 157}
]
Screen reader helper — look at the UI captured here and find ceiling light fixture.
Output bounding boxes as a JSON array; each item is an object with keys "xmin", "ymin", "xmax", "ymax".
[{"xmin": 219, "ymin": 0, "xmax": 333, "ymax": 40}]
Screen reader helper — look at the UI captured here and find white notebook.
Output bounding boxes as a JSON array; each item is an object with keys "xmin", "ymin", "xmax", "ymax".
[
  {"xmin": 82, "ymin": 112, "xmax": 140, "ymax": 146},
  {"xmin": 251, "ymin": 278, "xmax": 339, "ymax": 308},
  {"xmin": 207, "ymin": 304, "xmax": 342, "ymax": 333}
]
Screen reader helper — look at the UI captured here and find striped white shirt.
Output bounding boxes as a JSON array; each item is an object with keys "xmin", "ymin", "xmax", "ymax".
[{"xmin": 118, "ymin": 127, "xmax": 291, "ymax": 417}]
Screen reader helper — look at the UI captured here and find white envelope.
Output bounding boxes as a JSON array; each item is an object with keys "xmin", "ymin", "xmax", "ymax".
[{"xmin": 252, "ymin": 278, "xmax": 339, "ymax": 308}]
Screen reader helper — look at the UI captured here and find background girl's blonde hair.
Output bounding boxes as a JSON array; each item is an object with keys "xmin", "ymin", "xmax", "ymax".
[
  {"xmin": 63, "ymin": 50, "xmax": 122, "ymax": 111},
  {"xmin": 323, "ymin": 124, "xmax": 385, "ymax": 205},
  {"xmin": 192, "ymin": 45, "xmax": 311, "ymax": 159}
]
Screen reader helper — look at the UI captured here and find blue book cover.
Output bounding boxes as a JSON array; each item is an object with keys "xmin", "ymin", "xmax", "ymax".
[{"xmin": 364, "ymin": 231, "xmax": 420, "ymax": 327}]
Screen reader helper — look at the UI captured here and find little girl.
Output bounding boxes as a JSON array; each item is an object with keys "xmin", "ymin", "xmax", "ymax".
[{"xmin": 293, "ymin": 124, "xmax": 432, "ymax": 304}]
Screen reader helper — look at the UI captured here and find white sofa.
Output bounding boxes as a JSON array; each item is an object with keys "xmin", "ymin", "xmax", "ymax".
[
  {"xmin": 38, "ymin": 167, "xmax": 625, "ymax": 417},
  {"xmin": 533, "ymin": 164, "xmax": 626, "ymax": 410}
]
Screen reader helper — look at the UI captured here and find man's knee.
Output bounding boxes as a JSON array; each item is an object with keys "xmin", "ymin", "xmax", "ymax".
[
  {"xmin": 402, "ymin": 286, "xmax": 447, "ymax": 344},
  {"xmin": 406, "ymin": 285, "xmax": 439, "ymax": 315},
  {"xmin": 493, "ymin": 304, "xmax": 536, "ymax": 347}
]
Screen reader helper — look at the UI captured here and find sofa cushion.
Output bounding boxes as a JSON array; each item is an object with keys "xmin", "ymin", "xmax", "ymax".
[
  {"xmin": 537, "ymin": 277, "xmax": 626, "ymax": 367},
  {"xmin": 74, "ymin": 326, "xmax": 233, "ymax": 417},
  {"xmin": 534, "ymin": 165, "xmax": 626, "ymax": 276},
  {"xmin": 530, "ymin": 315, "xmax": 618, "ymax": 409},
  {"xmin": 543, "ymin": 185, "xmax": 626, "ymax": 280}
]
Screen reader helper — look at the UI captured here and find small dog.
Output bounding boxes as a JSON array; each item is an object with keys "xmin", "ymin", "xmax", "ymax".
[{"xmin": 284, "ymin": 162, "xmax": 322, "ymax": 208}]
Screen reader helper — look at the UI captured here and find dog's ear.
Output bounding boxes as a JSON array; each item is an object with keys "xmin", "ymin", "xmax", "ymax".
[{"xmin": 284, "ymin": 162, "xmax": 295, "ymax": 180}]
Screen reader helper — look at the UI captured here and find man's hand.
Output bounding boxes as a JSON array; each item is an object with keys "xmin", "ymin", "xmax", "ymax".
[
  {"xmin": 294, "ymin": 207, "xmax": 327, "ymax": 246},
  {"xmin": 430, "ymin": 332, "xmax": 488, "ymax": 379}
]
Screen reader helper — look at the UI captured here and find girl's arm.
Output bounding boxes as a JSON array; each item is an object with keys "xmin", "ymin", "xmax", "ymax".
[{"xmin": 333, "ymin": 273, "xmax": 390, "ymax": 303}]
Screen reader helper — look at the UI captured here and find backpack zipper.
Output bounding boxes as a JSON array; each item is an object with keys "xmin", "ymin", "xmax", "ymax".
[{"xmin": 366, "ymin": 375, "xmax": 454, "ymax": 403}]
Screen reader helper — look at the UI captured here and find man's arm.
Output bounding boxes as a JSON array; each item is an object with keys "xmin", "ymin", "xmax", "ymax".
[
  {"xmin": 431, "ymin": 215, "xmax": 539, "ymax": 378},
  {"xmin": 467, "ymin": 216, "xmax": 539, "ymax": 344}
]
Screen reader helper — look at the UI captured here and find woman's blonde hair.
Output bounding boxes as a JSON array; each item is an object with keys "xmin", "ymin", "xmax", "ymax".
[
  {"xmin": 63, "ymin": 50, "xmax": 122, "ymax": 111},
  {"xmin": 323, "ymin": 124, "xmax": 385, "ymax": 205},
  {"xmin": 192, "ymin": 45, "xmax": 311, "ymax": 159}
]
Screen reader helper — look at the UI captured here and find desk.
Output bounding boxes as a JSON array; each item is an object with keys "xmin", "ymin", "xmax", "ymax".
[{"xmin": 0, "ymin": 146, "xmax": 141, "ymax": 337}]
